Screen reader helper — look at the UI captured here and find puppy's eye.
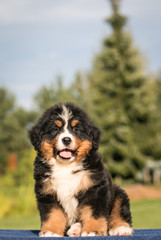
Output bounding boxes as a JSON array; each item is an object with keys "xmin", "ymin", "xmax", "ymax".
[
  {"xmin": 52, "ymin": 126, "xmax": 60, "ymax": 133},
  {"xmin": 72, "ymin": 126, "xmax": 81, "ymax": 134},
  {"xmin": 53, "ymin": 126, "xmax": 59, "ymax": 131},
  {"xmin": 73, "ymin": 127, "xmax": 78, "ymax": 132}
]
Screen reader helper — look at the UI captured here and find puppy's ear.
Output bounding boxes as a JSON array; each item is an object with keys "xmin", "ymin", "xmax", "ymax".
[
  {"xmin": 90, "ymin": 125, "xmax": 101, "ymax": 150},
  {"xmin": 28, "ymin": 124, "xmax": 43, "ymax": 151}
]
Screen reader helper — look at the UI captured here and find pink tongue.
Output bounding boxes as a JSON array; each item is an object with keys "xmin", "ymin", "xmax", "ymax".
[{"xmin": 59, "ymin": 150, "xmax": 72, "ymax": 159}]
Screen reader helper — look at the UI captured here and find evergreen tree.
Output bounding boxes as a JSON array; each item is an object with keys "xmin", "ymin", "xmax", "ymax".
[
  {"xmin": 34, "ymin": 76, "xmax": 75, "ymax": 113},
  {"xmin": 34, "ymin": 74, "xmax": 92, "ymax": 113},
  {"xmin": 88, "ymin": 0, "xmax": 158, "ymax": 178},
  {"xmin": 71, "ymin": 72, "xmax": 94, "ymax": 113}
]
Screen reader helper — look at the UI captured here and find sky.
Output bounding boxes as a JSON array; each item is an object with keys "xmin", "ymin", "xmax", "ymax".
[{"xmin": 0, "ymin": 0, "xmax": 161, "ymax": 110}]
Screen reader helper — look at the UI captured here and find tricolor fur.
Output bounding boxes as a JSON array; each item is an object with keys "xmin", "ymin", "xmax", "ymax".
[{"xmin": 29, "ymin": 103, "xmax": 133, "ymax": 237}]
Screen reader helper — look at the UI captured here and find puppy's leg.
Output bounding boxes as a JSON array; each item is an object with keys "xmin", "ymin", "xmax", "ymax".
[
  {"xmin": 39, "ymin": 207, "xmax": 68, "ymax": 237},
  {"xmin": 67, "ymin": 222, "xmax": 82, "ymax": 237},
  {"xmin": 79, "ymin": 206, "xmax": 108, "ymax": 236},
  {"xmin": 108, "ymin": 186, "xmax": 133, "ymax": 236}
]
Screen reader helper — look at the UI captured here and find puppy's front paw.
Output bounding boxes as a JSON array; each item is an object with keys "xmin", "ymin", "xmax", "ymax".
[
  {"xmin": 39, "ymin": 231, "xmax": 62, "ymax": 237},
  {"xmin": 81, "ymin": 231, "xmax": 107, "ymax": 236},
  {"xmin": 81, "ymin": 231, "xmax": 96, "ymax": 236},
  {"xmin": 109, "ymin": 226, "xmax": 133, "ymax": 236},
  {"xmin": 67, "ymin": 222, "xmax": 82, "ymax": 237}
]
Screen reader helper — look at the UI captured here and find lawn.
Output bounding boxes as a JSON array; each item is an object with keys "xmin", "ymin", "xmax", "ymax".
[
  {"xmin": 131, "ymin": 199, "xmax": 161, "ymax": 229},
  {"xmin": 0, "ymin": 199, "xmax": 160, "ymax": 230},
  {"xmin": 0, "ymin": 214, "xmax": 40, "ymax": 230}
]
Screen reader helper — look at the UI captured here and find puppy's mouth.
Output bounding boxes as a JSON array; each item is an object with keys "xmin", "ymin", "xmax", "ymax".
[{"xmin": 58, "ymin": 149, "xmax": 76, "ymax": 160}]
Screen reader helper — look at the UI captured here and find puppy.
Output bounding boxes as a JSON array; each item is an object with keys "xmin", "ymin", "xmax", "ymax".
[{"xmin": 29, "ymin": 103, "xmax": 133, "ymax": 237}]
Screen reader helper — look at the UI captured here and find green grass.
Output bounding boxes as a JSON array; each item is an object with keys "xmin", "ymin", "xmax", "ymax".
[
  {"xmin": 131, "ymin": 199, "xmax": 161, "ymax": 229},
  {"xmin": 0, "ymin": 215, "xmax": 40, "ymax": 230},
  {"xmin": 0, "ymin": 184, "xmax": 37, "ymax": 219},
  {"xmin": 0, "ymin": 199, "xmax": 161, "ymax": 230}
]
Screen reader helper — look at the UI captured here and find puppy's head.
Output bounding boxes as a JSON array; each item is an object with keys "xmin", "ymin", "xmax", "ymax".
[{"xmin": 29, "ymin": 103, "xmax": 101, "ymax": 163}]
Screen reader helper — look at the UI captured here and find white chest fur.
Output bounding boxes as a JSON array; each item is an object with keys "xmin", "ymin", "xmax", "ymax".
[{"xmin": 51, "ymin": 162, "xmax": 86, "ymax": 225}]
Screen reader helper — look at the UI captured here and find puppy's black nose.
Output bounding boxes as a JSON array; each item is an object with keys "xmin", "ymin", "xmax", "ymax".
[{"xmin": 62, "ymin": 137, "xmax": 72, "ymax": 146}]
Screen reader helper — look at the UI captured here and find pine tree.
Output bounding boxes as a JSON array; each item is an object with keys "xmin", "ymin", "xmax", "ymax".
[
  {"xmin": 34, "ymin": 74, "xmax": 93, "ymax": 114},
  {"xmin": 88, "ymin": 0, "xmax": 158, "ymax": 178}
]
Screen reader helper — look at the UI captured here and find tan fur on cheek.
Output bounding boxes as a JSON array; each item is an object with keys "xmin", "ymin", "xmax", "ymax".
[
  {"xmin": 80, "ymin": 206, "xmax": 107, "ymax": 236},
  {"xmin": 75, "ymin": 139, "xmax": 92, "ymax": 162},
  {"xmin": 41, "ymin": 138, "xmax": 58, "ymax": 160},
  {"xmin": 40, "ymin": 208, "xmax": 68, "ymax": 236},
  {"xmin": 41, "ymin": 141, "xmax": 53, "ymax": 159}
]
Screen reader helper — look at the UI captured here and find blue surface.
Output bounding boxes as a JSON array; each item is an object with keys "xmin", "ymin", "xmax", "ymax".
[{"xmin": 0, "ymin": 229, "xmax": 161, "ymax": 240}]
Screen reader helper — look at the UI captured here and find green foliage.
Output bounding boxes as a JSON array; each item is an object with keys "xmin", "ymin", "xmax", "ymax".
[
  {"xmin": 0, "ymin": 88, "xmax": 15, "ymax": 174},
  {"xmin": 0, "ymin": 184, "xmax": 37, "ymax": 218},
  {"xmin": 0, "ymin": 88, "xmax": 15, "ymax": 120},
  {"xmin": 12, "ymin": 149, "xmax": 36, "ymax": 186},
  {"xmin": 87, "ymin": 0, "xmax": 160, "ymax": 178},
  {"xmin": 0, "ymin": 149, "xmax": 37, "ymax": 218},
  {"xmin": 34, "ymin": 74, "xmax": 92, "ymax": 113},
  {"xmin": 34, "ymin": 76, "xmax": 76, "ymax": 113},
  {"xmin": 0, "ymin": 87, "xmax": 37, "ymax": 174}
]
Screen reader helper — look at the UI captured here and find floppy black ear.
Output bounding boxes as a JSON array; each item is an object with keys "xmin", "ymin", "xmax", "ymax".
[
  {"xmin": 90, "ymin": 125, "xmax": 101, "ymax": 150},
  {"xmin": 28, "ymin": 124, "xmax": 43, "ymax": 151},
  {"xmin": 28, "ymin": 106, "xmax": 52, "ymax": 151}
]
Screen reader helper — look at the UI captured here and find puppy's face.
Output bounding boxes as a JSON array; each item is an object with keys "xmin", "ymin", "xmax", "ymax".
[{"xmin": 29, "ymin": 103, "xmax": 101, "ymax": 163}]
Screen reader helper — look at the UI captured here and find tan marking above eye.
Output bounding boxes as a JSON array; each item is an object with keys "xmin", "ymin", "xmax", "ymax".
[
  {"xmin": 71, "ymin": 119, "xmax": 78, "ymax": 127},
  {"xmin": 55, "ymin": 120, "xmax": 63, "ymax": 128}
]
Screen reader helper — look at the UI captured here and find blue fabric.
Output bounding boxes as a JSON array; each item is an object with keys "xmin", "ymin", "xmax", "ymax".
[{"xmin": 0, "ymin": 229, "xmax": 161, "ymax": 240}]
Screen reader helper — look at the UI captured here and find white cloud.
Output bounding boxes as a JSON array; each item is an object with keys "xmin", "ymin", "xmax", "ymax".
[
  {"xmin": 123, "ymin": 0, "xmax": 161, "ymax": 19},
  {"xmin": 0, "ymin": 0, "xmax": 109, "ymax": 24},
  {"xmin": 0, "ymin": 0, "xmax": 29, "ymax": 23},
  {"xmin": 1, "ymin": 0, "xmax": 161, "ymax": 110}
]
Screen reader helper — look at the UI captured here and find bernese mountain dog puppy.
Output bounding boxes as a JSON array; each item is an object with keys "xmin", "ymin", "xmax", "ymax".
[{"xmin": 29, "ymin": 103, "xmax": 133, "ymax": 237}]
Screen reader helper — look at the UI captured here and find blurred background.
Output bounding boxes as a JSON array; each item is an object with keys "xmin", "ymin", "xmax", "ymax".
[{"xmin": 0, "ymin": 0, "xmax": 161, "ymax": 230}]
